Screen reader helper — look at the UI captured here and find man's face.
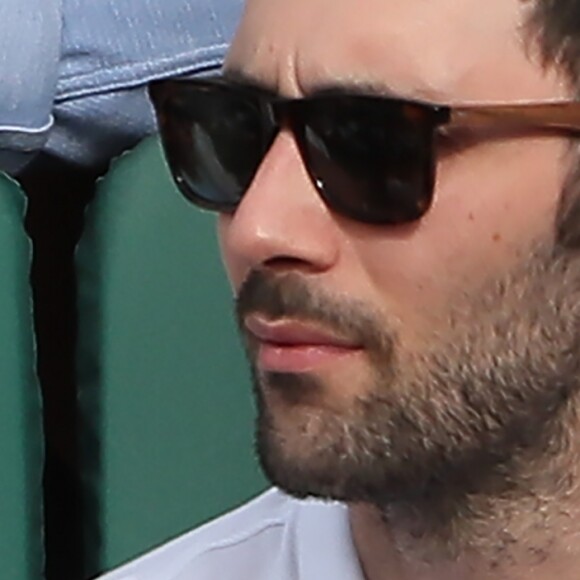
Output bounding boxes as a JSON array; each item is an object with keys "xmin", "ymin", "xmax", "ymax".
[{"xmin": 218, "ymin": 0, "xmax": 580, "ymax": 505}]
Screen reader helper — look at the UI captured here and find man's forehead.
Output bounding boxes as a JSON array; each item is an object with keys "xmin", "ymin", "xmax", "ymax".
[{"xmin": 225, "ymin": 0, "xmax": 558, "ymax": 103}]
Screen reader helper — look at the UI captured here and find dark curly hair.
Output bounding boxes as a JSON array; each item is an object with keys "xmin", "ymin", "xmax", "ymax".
[
  {"xmin": 527, "ymin": 1, "xmax": 580, "ymax": 248},
  {"xmin": 529, "ymin": 0, "xmax": 580, "ymax": 90}
]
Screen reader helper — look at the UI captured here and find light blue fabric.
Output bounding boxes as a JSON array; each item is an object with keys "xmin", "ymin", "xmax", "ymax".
[{"xmin": 0, "ymin": 0, "xmax": 243, "ymax": 173}]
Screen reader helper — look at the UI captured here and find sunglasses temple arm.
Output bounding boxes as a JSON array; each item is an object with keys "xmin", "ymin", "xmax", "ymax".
[{"xmin": 449, "ymin": 103, "xmax": 580, "ymax": 134}]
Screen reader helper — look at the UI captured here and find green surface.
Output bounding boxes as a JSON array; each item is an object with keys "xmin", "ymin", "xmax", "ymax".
[
  {"xmin": 77, "ymin": 138, "xmax": 266, "ymax": 576},
  {"xmin": 0, "ymin": 174, "xmax": 43, "ymax": 580}
]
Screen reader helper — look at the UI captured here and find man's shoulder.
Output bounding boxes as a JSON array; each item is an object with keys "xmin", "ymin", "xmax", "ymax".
[{"xmin": 98, "ymin": 488, "xmax": 303, "ymax": 580}]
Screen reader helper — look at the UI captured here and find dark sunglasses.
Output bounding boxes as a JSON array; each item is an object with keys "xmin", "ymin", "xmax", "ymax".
[{"xmin": 148, "ymin": 77, "xmax": 580, "ymax": 225}]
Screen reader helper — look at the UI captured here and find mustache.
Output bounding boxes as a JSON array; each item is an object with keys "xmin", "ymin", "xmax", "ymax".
[{"xmin": 235, "ymin": 270, "xmax": 395, "ymax": 353}]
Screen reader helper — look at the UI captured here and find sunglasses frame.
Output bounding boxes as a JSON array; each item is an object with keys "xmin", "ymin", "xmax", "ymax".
[{"xmin": 148, "ymin": 77, "xmax": 580, "ymax": 224}]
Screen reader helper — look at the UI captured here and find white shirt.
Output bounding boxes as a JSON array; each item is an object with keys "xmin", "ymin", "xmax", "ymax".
[{"xmin": 98, "ymin": 488, "xmax": 366, "ymax": 580}]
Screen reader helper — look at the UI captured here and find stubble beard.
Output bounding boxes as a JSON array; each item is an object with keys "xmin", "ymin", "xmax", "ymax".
[{"xmin": 236, "ymin": 243, "xmax": 580, "ymax": 557}]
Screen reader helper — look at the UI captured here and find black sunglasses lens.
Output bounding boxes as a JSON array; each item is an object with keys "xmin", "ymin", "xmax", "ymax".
[
  {"xmin": 298, "ymin": 97, "xmax": 436, "ymax": 224},
  {"xmin": 162, "ymin": 85, "xmax": 271, "ymax": 210}
]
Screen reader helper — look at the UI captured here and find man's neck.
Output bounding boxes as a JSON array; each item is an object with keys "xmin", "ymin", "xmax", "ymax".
[{"xmin": 348, "ymin": 461, "xmax": 580, "ymax": 580}]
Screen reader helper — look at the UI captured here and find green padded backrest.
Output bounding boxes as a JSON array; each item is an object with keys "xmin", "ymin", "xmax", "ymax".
[
  {"xmin": 0, "ymin": 174, "xmax": 43, "ymax": 580},
  {"xmin": 77, "ymin": 138, "xmax": 266, "ymax": 576}
]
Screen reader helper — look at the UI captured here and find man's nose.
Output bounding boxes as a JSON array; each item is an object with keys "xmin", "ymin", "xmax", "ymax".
[{"xmin": 219, "ymin": 130, "xmax": 340, "ymax": 277}]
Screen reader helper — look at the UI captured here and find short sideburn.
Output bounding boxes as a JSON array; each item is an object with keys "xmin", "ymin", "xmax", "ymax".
[{"xmin": 527, "ymin": 0, "xmax": 580, "ymax": 249}]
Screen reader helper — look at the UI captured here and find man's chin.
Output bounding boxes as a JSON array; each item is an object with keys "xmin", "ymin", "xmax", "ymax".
[
  {"xmin": 254, "ymin": 405, "xmax": 424, "ymax": 507},
  {"xmin": 256, "ymin": 439, "xmax": 423, "ymax": 507}
]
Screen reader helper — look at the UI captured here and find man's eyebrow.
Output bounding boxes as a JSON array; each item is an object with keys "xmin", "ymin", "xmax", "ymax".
[
  {"xmin": 222, "ymin": 68, "xmax": 407, "ymax": 100},
  {"xmin": 307, "ymin": 79, "xmax": 404, "ymax": 99}
]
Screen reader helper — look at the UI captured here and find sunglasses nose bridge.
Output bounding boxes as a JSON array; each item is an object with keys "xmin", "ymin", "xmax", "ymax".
[
  {"xmin": 256, "ymin": 100, "xmax": 312, "ymax": 183},
  {"xmin": 255, "ymin": 100, "xmax": 292, "ymax": 161},
  {"xmin": 266, "ymin": 101, "xmax": 297, "ymax": 136},
  {"xmin": 266, "ymin": 99, "xmax": 318, "ymax": 182}
]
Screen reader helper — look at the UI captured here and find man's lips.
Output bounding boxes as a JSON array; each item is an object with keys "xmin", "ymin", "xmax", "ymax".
[
  {"xmin": 244, "ymin": 313, "xmax": 360, "ymax": 347},
  {"xmin": 244, "ymin": 314, "xmax": 362, "ymax": 373}
]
